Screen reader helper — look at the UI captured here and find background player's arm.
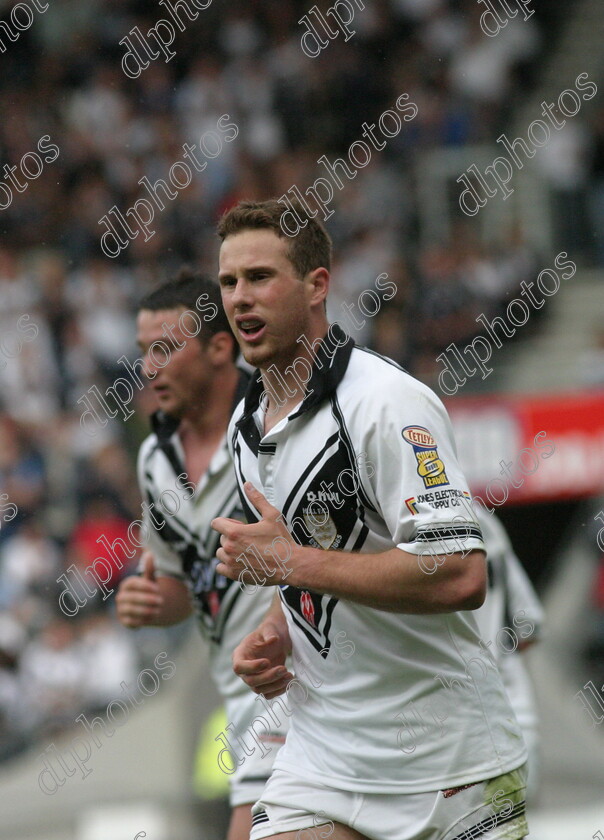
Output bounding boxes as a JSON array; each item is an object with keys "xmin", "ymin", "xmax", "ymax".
[
  {"xmin": 214, "ymin": 485, "xmax": 486, "ymax": 615},
  {"xmin": 116, "ymin": 551, "xmax": 194, "ymax": 628}
]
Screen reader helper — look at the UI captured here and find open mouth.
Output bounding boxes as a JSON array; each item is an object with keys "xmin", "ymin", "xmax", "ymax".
[{"xmin": 238, "ymin": 319, "xmax": 266, "ymax": 342}]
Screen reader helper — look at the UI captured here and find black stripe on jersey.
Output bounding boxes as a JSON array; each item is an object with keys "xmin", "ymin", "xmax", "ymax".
[
  {"xmin": 232, "ymin": 434, "xmax": 259, "ymax": 524},
  {"xmin": 415, "ymin": 524, "xmax": 483, "ymax": 543},
  {"xmin": 287, "ymin": 607, "xmax": 329, "ymax": 655},
  {"xmin": 282, "ymin": 431, "xmax": 340, "ymax": 521},
  {"xmin": 258, "ymin": 442, "xmax": 277, "ymax": 454},
  {"xmin": 238, "ymin": 775, "xmax": 273, "ymax": 783},
  {"xmin": 145, "ymin": 491, "xmax": 207, "ymax": 561},
  {"xmin": 156, "ymin": 439, "xmax": 184, "ymax": 479},
  {"xmin": 149, "ymin": 411, "xmax": 185, "ymax": 476},
  {"xmin": 288, "ymin": 325, "xmax": 354, "ymax": 418},
  {"xmin": 236, "ymin": 397, "xmax": 262, "ymax": 456},
  {"xmin": 282, "ymin": 593, "xmax": 334, "ymax": 656},
  {"xmin": 352, "ymin": 523, "xmax": 369, "ymax": 551},
  {"xmin": 449, "ymin": 800, "xmax": 526, "ymax": 840},
  {"xmin": 279, "ymin": 586, "xmax": 339, "ymax": 656},
  {"xmin": 486, "ymin": 558, "xmax": 495, "ymax": 590},
  {"xmin": 251, "ymin": 811, "xmax": 270, "ymax": 826},
  {"xmin": 143, "ymin": 475, "xmax": 225, "ymax": 560},
  {"xmin": 330, "ymin": 394, "xmax": 376, "ymax": 513},
  {"xmin": 321, "ymin": 594, "xmax": 339, "ymax": 654}
]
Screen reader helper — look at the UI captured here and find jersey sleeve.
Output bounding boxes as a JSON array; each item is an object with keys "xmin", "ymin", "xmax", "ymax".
[
  {"xmin": 136, "ymin": 441, "xmax": 186, "ymax": 580},
  {"xmin": 358, "ymin": 378, "xmax": 485, "ymax": 563}
]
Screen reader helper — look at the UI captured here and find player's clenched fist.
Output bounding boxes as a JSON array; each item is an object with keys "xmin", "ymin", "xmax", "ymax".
[
  {"xmin": 233, "ymin": 623, "xmax": 293, "ymax": 700},
  {"xmin": 116, "ymin": 550, "xmax": 164, "ymax": 628},
  {"xmin": 212, "ymin": 482, "xmax": 297, "ymax": 585}
]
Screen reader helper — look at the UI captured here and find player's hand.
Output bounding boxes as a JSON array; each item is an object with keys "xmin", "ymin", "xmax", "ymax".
[
  {"xmin": 212, "ymin": 483, "xmax": 297, "ymax": 586},
  {"xmin": 233, "ymin": 623, "xmax": 294, "ymax": 699},
  {"xmin": 115, "ymin": 551, "xmax": 164, "ymax": 628}
]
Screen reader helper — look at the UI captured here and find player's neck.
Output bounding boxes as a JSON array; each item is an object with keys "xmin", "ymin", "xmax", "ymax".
[{"xmin": 260, "ymin": 318, "xmax": 330, "ymax": 428}]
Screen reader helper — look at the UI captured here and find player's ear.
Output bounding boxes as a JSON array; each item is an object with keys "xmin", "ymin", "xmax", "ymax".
[
  {"xmin": 207, "ymin": 331, "xmax": 236, "ymax": 365},
  {"xmin": 306, "ymin": 267, "xmax": 329, "ymax": 310}
]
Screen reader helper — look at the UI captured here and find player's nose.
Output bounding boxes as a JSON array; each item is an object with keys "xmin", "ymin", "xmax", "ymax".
[{"xmin": 231, "ymin": 277, "xmax": 254, "ymax": 308}]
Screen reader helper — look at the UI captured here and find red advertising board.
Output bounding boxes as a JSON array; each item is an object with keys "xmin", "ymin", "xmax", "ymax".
[{"xmin": 445, "ymin": 391, "xmax": 604, "ymax": 504}]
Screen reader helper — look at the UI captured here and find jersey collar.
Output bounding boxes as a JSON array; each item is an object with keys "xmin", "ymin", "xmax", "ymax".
[{"xmin": 237, "ymin": 323, "xmax": 355, "ymax": 430}]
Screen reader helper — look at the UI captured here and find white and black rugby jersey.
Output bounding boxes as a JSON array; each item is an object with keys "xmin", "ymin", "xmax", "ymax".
[
  {"xmin": 228, "ymin": 325, "xmax": 527, "ymax": 793},
  {"xmin": 137, "ymin": 371, "xmax": 252, "ymax": 643},
  {"xmin": 137, "ymin": 371, "xmax": 283, "ymax": 762}
]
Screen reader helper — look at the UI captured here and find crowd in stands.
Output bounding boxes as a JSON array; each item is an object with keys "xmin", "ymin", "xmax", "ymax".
[{"xmin": 0, "ymin": 0, "xmax": 593, "ymax": 757}]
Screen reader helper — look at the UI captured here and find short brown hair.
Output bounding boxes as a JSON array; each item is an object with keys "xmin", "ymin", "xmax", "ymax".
[
  {"xmin": 217, "ymin": 199, "xmax": 332, "ymax": 278},
  {"xmin": 139, "ymin": 267, "xmax": 238, "ymax": 360}
]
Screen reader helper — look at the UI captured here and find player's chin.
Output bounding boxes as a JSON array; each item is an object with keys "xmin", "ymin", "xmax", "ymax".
[
  {"xmin": 240, "ymin": 340, "xmax": 274, "ymax": 368},
  {"xmin": 157, "ymin": 395, "xmax": 184, "ymax": 417}
]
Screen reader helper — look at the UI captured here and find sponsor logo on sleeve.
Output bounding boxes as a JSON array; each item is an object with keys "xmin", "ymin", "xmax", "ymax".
[{"xmin": 402, "ymin": 426, "xmax": 449, "ymax": 489}]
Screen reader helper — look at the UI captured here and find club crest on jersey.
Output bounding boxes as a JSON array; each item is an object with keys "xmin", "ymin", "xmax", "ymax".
[
  {"xmin": 303, "ymin": 500, "xmax": 339, "ymax": 549},
  {"xmin": 300, "ymin": 590, "xmax": 316, "ymax": 627},
  {"xmin": 402, "ymin": 425, "xmax": 449, "ymax": 489}
]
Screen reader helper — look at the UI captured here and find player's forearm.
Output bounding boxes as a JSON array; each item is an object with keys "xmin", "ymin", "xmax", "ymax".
[{"xmin": 288, "ymin": 546, "xmax": 487, "ymax": 614}]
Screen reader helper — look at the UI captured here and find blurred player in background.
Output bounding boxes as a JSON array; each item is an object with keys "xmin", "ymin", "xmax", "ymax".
[
  {"xmin": 473, "ymin": 508, "xmax": 543, "ymax": 800},
  {"xmin": 115, "ymin": 270, "xmax": 285, "ymax": 840}
]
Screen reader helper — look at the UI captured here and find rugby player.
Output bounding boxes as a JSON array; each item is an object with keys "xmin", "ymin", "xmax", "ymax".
[
  {"xmin": 212, "ymin": 201, "xmax": 530, "ymax": 840},
  {"xmin": 115, "ymin": 270, "xmax": 285, "ymax": 840}
]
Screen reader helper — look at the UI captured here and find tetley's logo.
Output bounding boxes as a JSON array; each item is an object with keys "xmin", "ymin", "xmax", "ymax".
[
  {"xmin": 402, "ymin": 427, "xmax": 436, "ymax": 448},
  {"xmin": 402, "ymin": 425, "xmax": 449, "ymax": 489}
]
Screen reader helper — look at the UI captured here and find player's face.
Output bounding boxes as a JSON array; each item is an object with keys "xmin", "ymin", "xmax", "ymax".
[
  {"xmin": 218, "ymin": 229, "xmax": 313, "ymax": 371},
  {"xmin": 136, "ymin": 308, "xmax": 212, "ymax": 418}
]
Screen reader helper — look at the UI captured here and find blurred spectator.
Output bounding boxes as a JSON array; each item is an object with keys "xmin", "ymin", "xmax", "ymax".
[
  {"xmin": 67, "ymin": 498, "xmax": 138, "ymax": 595},
  {"xmin": 79, "ymin": 612, "xmax": 139, "ymax": 711},
  {"xmin": 18, "ymin": 617, "xmax": 87, "ymax": 733},
  {"xmin": 0, "ymin": 518, "xmax": 60, "ymax": 609},
  {"xmin": 0, "ymin": 417, "xmax": 46, "ymax": 540}
]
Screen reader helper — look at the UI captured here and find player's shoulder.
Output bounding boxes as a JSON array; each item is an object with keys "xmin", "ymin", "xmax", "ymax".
[{"xmin": 343, "ymin": 345, "xmax": 444, "ymax": 409}]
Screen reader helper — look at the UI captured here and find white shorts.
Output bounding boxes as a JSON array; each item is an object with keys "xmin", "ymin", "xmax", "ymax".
[
  {"xmin": 250, "ymin": 765, "xmax": 528, "ymax": 840},
  {"xmin": 229, "ymin": 735, "xmax": 286, "ymax": 808}
]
